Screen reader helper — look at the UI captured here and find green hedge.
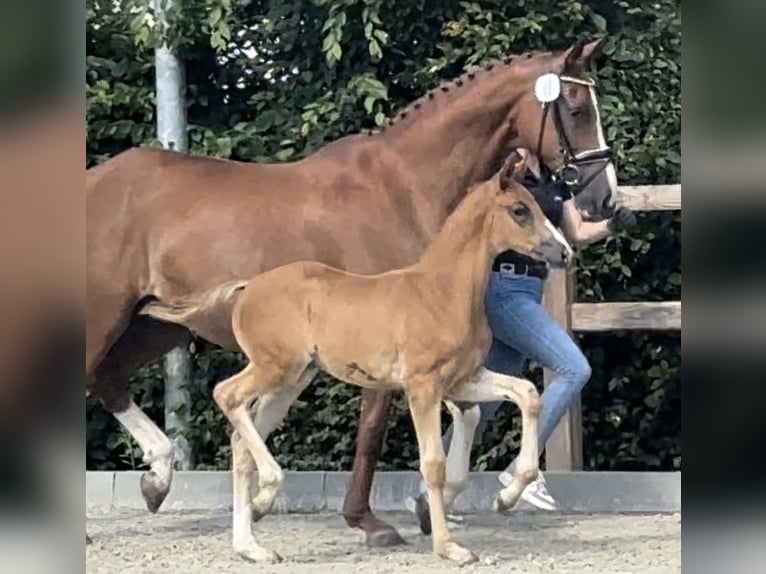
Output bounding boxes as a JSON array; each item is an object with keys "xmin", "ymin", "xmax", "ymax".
[{"xmin": 86, "ymin": 0, "xmax": 681, "ymax": 472}]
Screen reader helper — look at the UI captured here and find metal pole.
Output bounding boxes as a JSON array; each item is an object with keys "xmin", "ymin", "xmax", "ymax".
[{"xmin": 154, "ymin": 0, "xmax": 193, "ymax": 471}]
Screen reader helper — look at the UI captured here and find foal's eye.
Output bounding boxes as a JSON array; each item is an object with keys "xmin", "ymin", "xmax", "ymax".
[{"xmin": 510, "ymin": 203, "xmax": 530, "ymax": 218}]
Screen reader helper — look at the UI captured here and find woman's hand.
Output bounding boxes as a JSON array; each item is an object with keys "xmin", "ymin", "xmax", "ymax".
[
  {"xmin": 607, "ymin": 206, "xmax": 637, "ymax": 233},
  {"xmin": 562, "ymin": 201, "xmax": 638, "ymax": 246}
]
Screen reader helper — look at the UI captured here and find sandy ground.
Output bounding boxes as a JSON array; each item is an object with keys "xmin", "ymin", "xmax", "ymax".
[{"xmin": 86, "ymin": 508, "xmax": 680, "ymax": 574}]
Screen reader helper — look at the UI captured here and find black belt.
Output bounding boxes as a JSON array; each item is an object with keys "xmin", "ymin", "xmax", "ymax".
[{"xmin": 491, "ymin": 261, "xmax": 548, "ymax": 279}]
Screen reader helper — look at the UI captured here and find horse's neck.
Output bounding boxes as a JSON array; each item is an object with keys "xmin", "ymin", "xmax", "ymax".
[
  {"xmin": 414, "ymin": 190, "xmax": 495, "ymax": 315},
  {"xmin": 376, "ymin": 64, "xmax": 532, "ymax": 223}
]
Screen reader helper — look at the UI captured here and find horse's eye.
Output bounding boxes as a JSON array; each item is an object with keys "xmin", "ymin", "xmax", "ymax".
[
  {"xmin": 511, "ymin": 203, "xmax": 529, "ymax": 218},
  {"xmin": 571, "ymin": 108, "xmax": 584, "ymax": 118}
]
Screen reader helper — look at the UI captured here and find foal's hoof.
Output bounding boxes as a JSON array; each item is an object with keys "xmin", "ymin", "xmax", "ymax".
[
  {"xmin": 86, "ymin": 534, "xmax": 93, "ymax": 545},
  {"xmin": 492, "ymin": 492, "xmax": 515, "ymax": 514},
  {"xmin": 236, "ymin": 545, "xmax": 283, "ymax": 563},
  {"xmin": 439, "ymin": 541, "xmax": 479, "ymax": 565},
  {"xmin": 140, "ymin": 470, "xmax": 170, "ymax": 514},
  {"xmin": 251, "ymin": 507, "xmax": 270, "ymax": 523},
  {"xmin": 365, "ymin": 524, "xmax": 407, "ymax": 547}
]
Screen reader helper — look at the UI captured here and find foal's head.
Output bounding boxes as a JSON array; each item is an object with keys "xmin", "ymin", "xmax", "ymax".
[{"xmin": 485, "ymin": 151, "xmax": 573, "ymax": 268}]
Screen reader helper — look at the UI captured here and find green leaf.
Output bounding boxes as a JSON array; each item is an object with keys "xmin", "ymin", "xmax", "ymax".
[
  {"xmin": 209, "ymin": 7, "xmax": 222, "ymax": 25},
  {"xmin": 330, "ymin": 42, "xmax": 342, "ymax": 61},
  {"xmin": 322, "ymin": 33, "xmax": 336, "ymax": 52},
  {"xmin": 591, "ymin": 13, "xmax": 607, "ymax": 32},
  {"xmin": 321, "ymin": 17, "xmax": 335, "ymax": 33}
]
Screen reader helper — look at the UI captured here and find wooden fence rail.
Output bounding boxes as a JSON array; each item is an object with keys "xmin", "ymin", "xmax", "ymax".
[{"xmin": 542, "ymin": 184, "xmax": 681, "ymax": 471}]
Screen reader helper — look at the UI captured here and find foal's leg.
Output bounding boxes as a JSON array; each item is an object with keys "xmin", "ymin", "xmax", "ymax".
[
  {"xmin": 229, "ymin": 367, "xmax": 317, "ymax": 559},
  {"xmin": 249, "ymin": 366, "xmax": 317, "ymax": 520},
  {"xmin": 408, "ymin": 385, "xmax": 478, "ymax": 565},
  {"xmin": 214, "ymin": 364, "xmax": 291, "ymax": 564},
  {"xmin": 447, "ymin": 368, "xmax": 542, "ymax": 512},
  {"xmin": 411, "ymin": 401, "xmax": 479, "ymax": 536},
  {"xmin": 442, "ymin": 401, "xmax": 481, "ymax": 510}
]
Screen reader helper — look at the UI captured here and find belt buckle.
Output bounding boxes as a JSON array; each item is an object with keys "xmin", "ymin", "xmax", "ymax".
[{"xmin": 500, "ymin": 263, "xmax": 526, "ymax": 276}]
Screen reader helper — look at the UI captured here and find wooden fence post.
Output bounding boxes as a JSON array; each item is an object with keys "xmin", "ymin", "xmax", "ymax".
[{"xmin": 542, "ymin": 267, "xmax": 583, "ymax": 471}]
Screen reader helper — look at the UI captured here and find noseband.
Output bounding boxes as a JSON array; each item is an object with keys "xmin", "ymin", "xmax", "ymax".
[{"xmin": 535, "ymin": 75, "xmax": 613, "ymax": 194}]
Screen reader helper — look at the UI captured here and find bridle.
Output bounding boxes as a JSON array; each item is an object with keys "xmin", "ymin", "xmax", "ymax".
[{"xmin": 535, "ymin": 75, "xmax": 613, "ymax": 194}]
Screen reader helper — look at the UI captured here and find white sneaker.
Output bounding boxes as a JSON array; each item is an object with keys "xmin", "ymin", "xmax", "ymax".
[{"xmin": 498, "ymin": 470, "xmax": 558, "ymax": 511}]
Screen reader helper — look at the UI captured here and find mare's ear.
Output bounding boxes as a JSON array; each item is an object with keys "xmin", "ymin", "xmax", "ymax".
[
  {"xmin": 563, "ymin": 37, "xmax": 607, "ymax": 73},
  {"xmin": 498, "ymin": 150, "xmax": 526, "ymax": 191}
]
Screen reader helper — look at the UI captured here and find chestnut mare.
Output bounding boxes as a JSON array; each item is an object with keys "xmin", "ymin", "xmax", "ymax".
[
  {"xmin": 86, "ymin": 38, "xmax": 617, "ymax": 546},
  {"xmin": 143, "ymin": 152, "xmax": 572, "ymax": 564}
]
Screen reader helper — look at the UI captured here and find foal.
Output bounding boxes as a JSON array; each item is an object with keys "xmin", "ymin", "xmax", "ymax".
[{"xmin": 213, "ymin": 153, "xmax": 572, "ymax": 565}]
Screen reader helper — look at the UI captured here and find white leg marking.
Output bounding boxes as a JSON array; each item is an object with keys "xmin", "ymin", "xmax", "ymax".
[
  {"xmin": 250, "ymin": 368, "xmax": 315, "ymax": 514},
  {"xmin": 227, "ymin": 403, "xmax": 283, "ymax": 563},
  {"xmin": 230, "ymin": 431, "xmax": 272, "ymax": 561},
  {"xmin": 114, "ymin": 401, "xmax": 173, "ymax": 488},
  {"xmin": 227, "ymin": 369, "xmax": 314, "ymax": 563},
  {"xmin": 443, "ymin": 401, "xmax": 480, "ymax": 509}
]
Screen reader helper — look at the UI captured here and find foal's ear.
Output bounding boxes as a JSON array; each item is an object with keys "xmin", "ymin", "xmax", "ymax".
[{"xmin": 498, "ymin": 151, "xmax": 525, "ymax": 191}]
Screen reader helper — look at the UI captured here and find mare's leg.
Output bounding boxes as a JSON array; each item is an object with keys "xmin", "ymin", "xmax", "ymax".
[
  {"xmin": 86, "ymin": 291, "xmax": 132, "ymax": 545},
  {"xmin": 88, "ymin": 316, "xmax": 189, "ymax": 513},
  {"xmin": 408, "ymin": 384, "xmax": 478, "ymax": 565},
  {"xmin": 343, "ymin": 389, "xmax": 405, "ymax": 547},
  {"xmin": 447, "ymin": 368, "xmax": 542, "ymax": 512}
]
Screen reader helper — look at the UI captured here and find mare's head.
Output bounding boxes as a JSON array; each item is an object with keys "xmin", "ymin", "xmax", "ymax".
[
  {"xmin": 485, "ymin": 151, "xmax": 573, "ymax": 268},
  {"xmin": 514, "ymin": 38, "xmax": 617, "ymax": 221}
]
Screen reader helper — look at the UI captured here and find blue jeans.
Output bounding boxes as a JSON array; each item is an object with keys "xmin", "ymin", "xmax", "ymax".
[{"xmin": 441, "ymin": 268, "xmax": 592, "ymax": 472}]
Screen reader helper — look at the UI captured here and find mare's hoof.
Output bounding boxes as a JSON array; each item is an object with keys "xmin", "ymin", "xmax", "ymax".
[
  {"xmin": 140, "ymin": 470, "xmax": 170, "ymax": 514},
  {"xmin": 86, "ymin": 534, "xmax": 93, "ymax": 545},
  {"xmin": 365, "ymin": 525, "xmax": 406, "ymax": 547},
  {"xmin": 414, "ymin": 493, "xmax": 432, "ymax": 535}
]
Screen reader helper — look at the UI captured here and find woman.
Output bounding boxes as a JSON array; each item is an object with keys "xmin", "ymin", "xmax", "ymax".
[{"xmin": 407, "ymin": 148, "xmax": 636, "ymax": 519}]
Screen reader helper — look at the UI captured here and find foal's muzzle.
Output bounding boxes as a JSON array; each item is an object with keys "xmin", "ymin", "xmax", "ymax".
[{"xmin": 536, "ymin": 223, "xmax": 573, "ymax": 269}]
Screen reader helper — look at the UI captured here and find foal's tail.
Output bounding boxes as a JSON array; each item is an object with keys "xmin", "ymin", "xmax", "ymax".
[{"xmin": 137, "ymin": 280, "xmax": 249, "ymax": 343}]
